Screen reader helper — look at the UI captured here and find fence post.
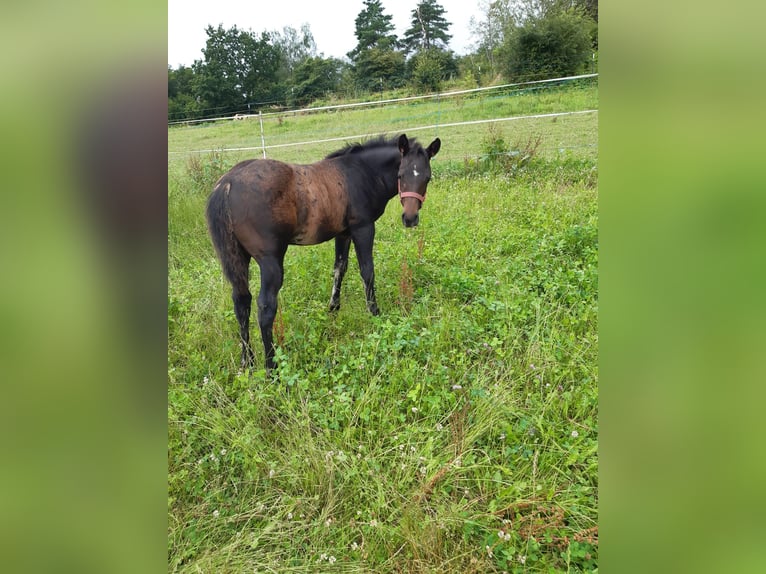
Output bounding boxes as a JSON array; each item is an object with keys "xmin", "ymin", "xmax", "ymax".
[
  {"xmin": 436, "ymin": 91, "xmax": 442, "ymax": 139},
  {"xmin": 259, "ymin": 111, "xmax": 266, "ymax": 158}
]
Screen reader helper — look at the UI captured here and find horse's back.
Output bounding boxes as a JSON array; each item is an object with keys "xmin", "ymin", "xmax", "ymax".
[
  {"xmin": 220, "ymin": 159, "xmax": 291, "ymax": 198},
  {"xmin": 218, "ymin": 157, "xmax": 349, "ymax": 250}
]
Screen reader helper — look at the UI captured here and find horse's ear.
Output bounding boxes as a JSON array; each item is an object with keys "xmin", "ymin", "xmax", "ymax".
[
  {"xmin": 427, "ymin": 138, "xmax": 441, "ymax": 158},
  {"xmin": 398, "ymin": 134, "xmax": 410, "ymax": 155}
]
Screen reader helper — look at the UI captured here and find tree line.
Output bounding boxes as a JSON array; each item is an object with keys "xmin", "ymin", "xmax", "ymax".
[{"xmin": 168, "ymin": 0, "xmax": 597, "ymax": 122}]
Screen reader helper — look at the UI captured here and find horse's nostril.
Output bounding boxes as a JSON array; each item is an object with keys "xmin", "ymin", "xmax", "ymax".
[{"xmin": 402, "ymin": 213, "xmax": 419, "ymax": 228}]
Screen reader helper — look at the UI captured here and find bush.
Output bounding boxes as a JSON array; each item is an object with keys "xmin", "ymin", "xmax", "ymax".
[
  {"xmin": 501, "ymin": 11, "xmax": 594, "ymax": 81},
  {"xmin": 408, "ymin": 48, "xmax": 459, "ymax": 92},
  {"xmin": 352, "ymin": 48, "xmax": 406, "ymax": 91}
]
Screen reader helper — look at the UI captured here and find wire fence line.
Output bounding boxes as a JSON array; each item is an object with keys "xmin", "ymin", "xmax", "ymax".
[
  {"xmin": 168, "ymin": 110, "xmax": 598, "ymax": 157},
  {"xmin": 168, "ymin": 74, "xmax": 598, "ymax": 164}
]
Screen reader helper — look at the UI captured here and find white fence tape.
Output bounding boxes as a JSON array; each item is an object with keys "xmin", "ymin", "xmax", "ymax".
[{"xmin": 168, "ymin": 109, "xmax": 598, "ymax": 157}]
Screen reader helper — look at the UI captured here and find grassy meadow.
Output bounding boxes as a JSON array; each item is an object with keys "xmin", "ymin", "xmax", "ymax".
[
  {"xmin": 169, "ymin": 77, "xmax": 597, "ymax": 165},
  {"xmin": 168, "ymin": 80, "xmax": 598, "ymax": 572}
]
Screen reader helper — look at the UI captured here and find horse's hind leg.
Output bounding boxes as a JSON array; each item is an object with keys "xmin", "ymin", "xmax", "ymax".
[
  {"xmin": 233, "ymin": 290, "xmax": 255, "ymax": 369},
  {"xmin": 229, "ymin": 251, "xmax": 255, "ymax": 369},
  {"xmin": 255, "ymin": 251, "xmax": 286, "ymax": 374},
  {"xmin": 329, "ymin": 232, "xmax": 351, "ymax": 312}
]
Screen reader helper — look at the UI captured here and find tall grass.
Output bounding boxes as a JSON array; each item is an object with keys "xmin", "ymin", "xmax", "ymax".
[{"xmin": 169, "ymin": 90, "xmax": 598, "ymax": 572}]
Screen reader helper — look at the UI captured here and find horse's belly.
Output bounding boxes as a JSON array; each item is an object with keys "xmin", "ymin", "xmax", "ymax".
[{"xmin": 291, "ymin": 222, "xmax": 343, "ymax": 246}]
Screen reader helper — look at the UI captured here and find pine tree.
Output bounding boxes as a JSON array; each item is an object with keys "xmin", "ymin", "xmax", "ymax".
[
  {"xmin": 348, "ymin": 0, "xmax": 398, "ymax": 60},
  {"xmin": 348, "ymin": 0, "xmax": 404, "ymax": 91},
  {"xmin": 401, "ymin": 0, "xmax": 452, "ymax": 55}
]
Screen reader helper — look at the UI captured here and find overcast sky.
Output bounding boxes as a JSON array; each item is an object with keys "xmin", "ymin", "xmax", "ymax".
[{"xmin": 168, "ymin": 0, "xmax": 483, "ymax": 68}]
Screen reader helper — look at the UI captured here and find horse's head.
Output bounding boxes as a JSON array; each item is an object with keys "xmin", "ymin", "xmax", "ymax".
[{"xmin": 397, "ymin": 134, "xmax": 441, "ymax": 228}]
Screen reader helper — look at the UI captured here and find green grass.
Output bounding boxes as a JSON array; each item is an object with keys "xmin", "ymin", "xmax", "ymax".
[{"xmin": 169, "ymin": 83, "xmax": 598, "ymax": 572}]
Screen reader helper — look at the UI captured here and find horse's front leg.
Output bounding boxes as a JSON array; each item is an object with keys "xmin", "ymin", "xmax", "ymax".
[
  {"xmin": 329, "ymin": 232, "xmax": 351, "ymax": 312},
  {"xmin": 256, "ymin": 252, "xmax": 285, "ymax": 374},
  {"xmin": 351, "ymin": 224, "xmax": 379, "ymax": 315}
]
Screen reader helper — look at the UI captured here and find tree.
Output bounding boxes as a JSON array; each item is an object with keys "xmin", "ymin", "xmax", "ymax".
[
  {"xmin": 168, "ymin": 65, "xmax": 203, "ymax": 121},
  {"xmin": 348, "ymin": 0, "xmax": 403, "ymax": 91},
  {"xmin": 578, "ymin": 0, "xmax": 597, "ymax": 22},
  {"xmin": 348, "ymin": 0, "xmax": 398, "ymax": 60},
  {"xmin": 194, "ymin": 25, "xmax": 285, "ymax": 116},
  {"xmin": 513, "ymin": 1, "xmax": 597, "ymax": 48},
  {"xmin": 401, "ymin": 0, "xmax": 453, "ymax": 55},
  {"xmin": 469, "ymin": 0, "xmax": 514, "ymax": 78},
  {"xmin": 271, "ymin": 24, "xmax": 317, "ymax": 79},
  {"xmin": 168, "ymin": 65, "xmax": 194, "ymax": 100},
  {"xmin": 291, "ymin": 56, "xmax": 344, "ymax": 105}
]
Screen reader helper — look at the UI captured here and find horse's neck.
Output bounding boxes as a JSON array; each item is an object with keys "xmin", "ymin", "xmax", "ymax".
[{"xmin": 363, "ymin": 149, "xmax": 400, "ymax": 198}]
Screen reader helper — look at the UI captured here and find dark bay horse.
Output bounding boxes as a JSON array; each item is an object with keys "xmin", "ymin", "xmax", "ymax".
[{"xmin": 206, "ymin": 134, "xmax": 441, "ymax": 373}]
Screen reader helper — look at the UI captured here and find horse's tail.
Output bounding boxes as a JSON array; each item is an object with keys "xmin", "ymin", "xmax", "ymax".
[{"xmin": 206, "ymin": 178, "xmax": 249, "ymax": 288}]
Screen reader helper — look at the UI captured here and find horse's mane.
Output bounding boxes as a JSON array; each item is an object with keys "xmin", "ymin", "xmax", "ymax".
[{"xmin": 326, "ymin": 135, "xmax": 422, "ymax": 159}]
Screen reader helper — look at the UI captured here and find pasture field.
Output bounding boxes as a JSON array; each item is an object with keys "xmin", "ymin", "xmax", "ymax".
[
  {"xmin": 168, "ymin": 77, "xmax": 597, "ymax": 166},
  {"xmin": 168, "ymin": 82, "xmax": 598, "ymax": 572}
]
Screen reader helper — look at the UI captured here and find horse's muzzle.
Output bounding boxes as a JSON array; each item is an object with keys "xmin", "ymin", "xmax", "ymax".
[{"xmin": 402, "ymin": 212, "xmax": 420, "ymax": 227}]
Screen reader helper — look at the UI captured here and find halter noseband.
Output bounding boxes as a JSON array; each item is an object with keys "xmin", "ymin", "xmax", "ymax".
[{"xmin": 398, "ymin": 179, "xmax": 426, "ymax": 205}]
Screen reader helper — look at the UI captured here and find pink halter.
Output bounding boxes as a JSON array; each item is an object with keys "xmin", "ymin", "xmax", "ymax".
[{"xmin": 398, "ymin": 179, "xmax": 426, "ymax": 205}]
